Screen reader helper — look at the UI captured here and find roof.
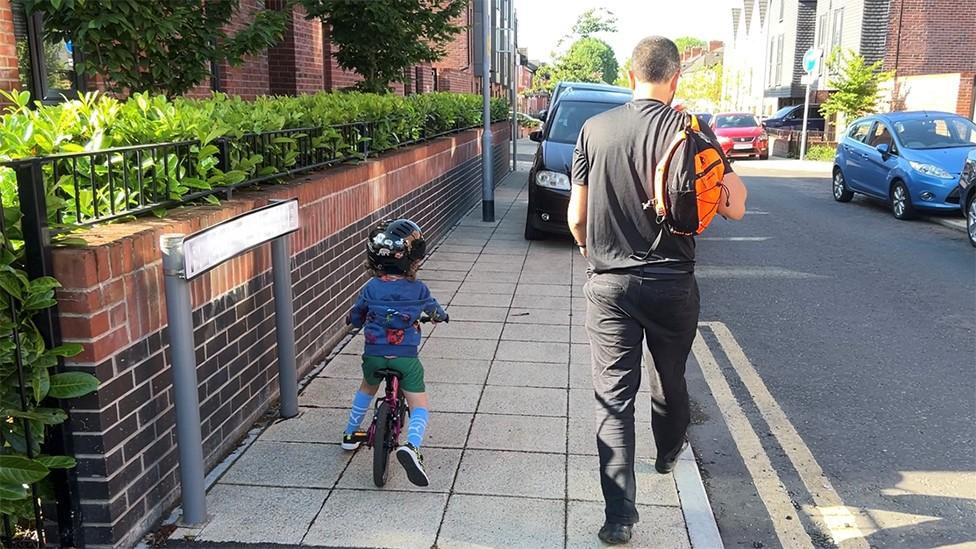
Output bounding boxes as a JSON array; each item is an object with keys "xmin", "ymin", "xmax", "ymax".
[
  {"xmin": 557, "ymin": 88, "xmax": 633, "ymax": 104},
  {"xmin": 874, "ymin": 111, "xmax": 966, "ymax": 121},
  {"xmin": 556, "ymin": 81, "xmax": 631, "ymax": 94}
]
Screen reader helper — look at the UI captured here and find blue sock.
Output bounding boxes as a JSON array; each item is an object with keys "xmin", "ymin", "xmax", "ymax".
[
  {"xmin": 344, "ymin": 390, "xmax": 373, "ymax": 435},
  {"xmin": 407, "ymin": 407, "xmax": 429, "ymax": 448}
]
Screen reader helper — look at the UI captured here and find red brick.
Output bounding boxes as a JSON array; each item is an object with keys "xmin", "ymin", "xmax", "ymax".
[
  {"xmin": 71, "ymin": 327, "xmax": 129, "ymax": 364},
  {"xmin": 60, "ymin": 310, "xmax": 111, "ymax": 340}
]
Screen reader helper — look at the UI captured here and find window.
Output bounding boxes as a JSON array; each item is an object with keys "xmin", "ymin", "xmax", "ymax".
[
  {"xmin": 849, "ymin": 121, "xmax": 873, "ymax": 142},
  {"xmin": 768, "ymin": 38, "xmax": 776, "ymax": 86},
  {"xmin": 867, "ymin": 123, "xmax": 896, "ymax": 152},
  {"xmin": 774, "ymin": 35, "xmax": 784, "ymax": 84},
  {"xmin": 779, "ymin": 0, "xmax": 785, "ymax": 21},
  {"xmin": 831, "ymin": 8, "xmax": 845, "ymax": 52},
  {"xmin": 817, "ymin": 14, "xmax": 827, "ymax": 48},
  {"xmin": 894, "ymin": 116, "xmax": 976, "ymax": 149},
  {"xmin": 715, "ymin": 114, "xmax": 761, "ymax": 128},
  {"xmin": 11, "ymin": 0, "xmax": 83, "ymax": 102},
  {"xmin": 546, "ymin": 101, "xmax": 622, "ymax": 144}
]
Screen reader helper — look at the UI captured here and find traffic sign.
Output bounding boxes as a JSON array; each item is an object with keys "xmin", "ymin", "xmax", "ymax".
[
  {"xmin": 802, "ymin": 48, "xmax": 822, "ymax": 74},
  {"xmin": 800, "ymin": 74, "xmax": 818, "ymax": 85}
]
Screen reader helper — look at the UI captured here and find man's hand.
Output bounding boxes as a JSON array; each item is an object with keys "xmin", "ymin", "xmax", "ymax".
[{"xmin": 578, "ymin": 245, "xmax": 588, "ymax": 258}]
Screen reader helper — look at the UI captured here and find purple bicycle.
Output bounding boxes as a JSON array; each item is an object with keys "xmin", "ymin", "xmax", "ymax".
[{"xmin": 365, "ymin": 316, "xmax": 431, "ymax": 486}]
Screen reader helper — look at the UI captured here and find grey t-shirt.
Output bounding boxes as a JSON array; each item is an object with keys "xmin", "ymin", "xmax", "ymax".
[{"xmin": 571, "ymin": 98, "xmax": 731, "ymax": 273}]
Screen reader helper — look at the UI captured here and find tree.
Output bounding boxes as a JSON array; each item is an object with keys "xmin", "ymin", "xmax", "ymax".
[
  {"xmin": 820, "ymin": 48, "xmax": 894, "ymax": 120},
  {"xmin": 24, "ymin": 0, "xmax": 287, "ymax": 97},
  {"xmin": 300, "ymin": 0, "xmax": 465, "ymax": 93},
  {"xmin": 615, "ymin": 57, "xmax": 631, "ymax": 87},
  {"xmin": 674, "ymin": 36, "xmax": 706, "ymax": 53},
  {"xmin": 531, "ymin": 38, "xmax": 619, "ymax": 94},
  {"xmin": 676, "ymin": 63, "xmax": 723, "ymax": 111},
  {"xmin": 559, "ymin": 8, "xmax": 616, "ymax": 47}
]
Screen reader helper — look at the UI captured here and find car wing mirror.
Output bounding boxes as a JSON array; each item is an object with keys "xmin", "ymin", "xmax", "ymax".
[
  {"xmin": 876, "ymin": 143, "xmax": 891, "ymax": 158},
  {"xmin": 529, "ymin": 130, "xmax": 543, "ymax": 143},
  {"xmin": 537, "ymin": 109, "xmax": 548, "ymax": 122}
]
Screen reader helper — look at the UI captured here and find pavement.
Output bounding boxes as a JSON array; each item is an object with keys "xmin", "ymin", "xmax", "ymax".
[
  {"xmin": 686, "ymin": 170, "xmax": 975, "ymax": 548},
  {"xmin": 162, "ymin": 153, "xmax": 721, "ymax": 548}
]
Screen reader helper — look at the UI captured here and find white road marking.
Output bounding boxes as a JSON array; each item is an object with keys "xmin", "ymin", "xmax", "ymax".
[
  {"xmin": 745, "ymin": 210, "xmax": 770, "ymax": 215},
  {"xmin": 704, "ymin": 321, "xmax": 869, "ymax": 548},
  {"xmin": 692, "ymin": 333, "xmax": 816, "ymax": 549},
  {"xmin": 697, "ymin": 237, "xmax": 771, "ymax": 241},
  {"xmin": 695, "ymin": 266, "xmax": 826, "ymax": 279}
]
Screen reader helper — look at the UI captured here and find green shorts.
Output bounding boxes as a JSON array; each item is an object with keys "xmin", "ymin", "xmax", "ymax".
[{"xmin": 362, "ymin": 355, "xmax": 426, "ymax": 393}]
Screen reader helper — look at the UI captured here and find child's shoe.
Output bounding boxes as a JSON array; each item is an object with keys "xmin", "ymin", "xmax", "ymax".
[
  {"xmin": 341, "ymin": 430, "xmax": 368, "ymax": 451},
  {"xmin": 396, "ymin": 443, "xmax": 430, "ymax": 486}
]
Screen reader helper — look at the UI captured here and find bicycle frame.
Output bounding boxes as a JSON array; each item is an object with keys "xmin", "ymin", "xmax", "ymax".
[{"xmin": 366, "ymin": 373, "xmax": 405, "ymax": 448}]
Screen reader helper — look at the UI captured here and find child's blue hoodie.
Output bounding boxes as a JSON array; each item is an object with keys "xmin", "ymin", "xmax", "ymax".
[{"xmin": 347, "ymin": 276, "xmax": 447, "ymax": 357}]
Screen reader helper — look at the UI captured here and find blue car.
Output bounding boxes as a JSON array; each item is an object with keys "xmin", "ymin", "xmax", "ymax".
[{"xmin": 832, "ymin": 111, "xmax": 976, "ymax": 219}]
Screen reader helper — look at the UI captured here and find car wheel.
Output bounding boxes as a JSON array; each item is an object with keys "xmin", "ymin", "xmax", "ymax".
[
  {"xmin": 524, "ymin": 213, "xmax": 545, "ymax": 240},
  {"xmin": 760, "ymin": 151, "xmax": 769, "ymax": 160},
  {"xmin": 967, "ymin": 193, "xmax": 976, "ymax": 248},
  {"xmin": 832, "ymin": 169, "xmax": 854, "ymax": 202},
  {"xmin": 890, "ymin": 181, "xmax": 916, "ymax": 220}
]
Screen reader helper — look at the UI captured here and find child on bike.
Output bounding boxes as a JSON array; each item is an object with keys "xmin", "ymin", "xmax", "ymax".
[{"xmin": 341, "ymin": 218, "xmax": 448, "ymax": 487}]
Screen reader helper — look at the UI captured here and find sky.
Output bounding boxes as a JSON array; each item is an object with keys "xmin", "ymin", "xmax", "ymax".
[{"xmin": 515, "ymin": 0, "xmax": 740, "ymax": 64}]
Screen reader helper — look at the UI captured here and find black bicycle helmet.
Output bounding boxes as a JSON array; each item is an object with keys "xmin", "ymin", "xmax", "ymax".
[{"xmin": 366, "ymin": 219, "xmax": 427, "ymax": 274}]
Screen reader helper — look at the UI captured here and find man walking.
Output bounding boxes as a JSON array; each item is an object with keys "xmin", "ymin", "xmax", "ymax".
[{"xmin": 567, "ymin": 36, "xmax": 747, "ymax": 544}]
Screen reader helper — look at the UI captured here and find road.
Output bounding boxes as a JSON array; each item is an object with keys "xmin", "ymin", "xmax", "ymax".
[{"xmin": 686, "ymin": 163, "xmax": 976, "ymax": 548}]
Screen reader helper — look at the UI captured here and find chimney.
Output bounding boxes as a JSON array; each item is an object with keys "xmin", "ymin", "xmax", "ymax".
[
  {"xmin": 691, "ymin": 47, "xmax": 703, "ymax": 58},
  {"xmin": 709, "ymin": 40, "xmax": 723, "ymax": 52}
]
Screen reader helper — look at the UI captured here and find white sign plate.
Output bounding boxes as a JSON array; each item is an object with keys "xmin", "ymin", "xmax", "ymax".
[
  {"xmin": 182, "ymin": 199, "xmax": 300, "ymax": 280},
  {"xmin": 733, "ymin": 143, "xmax": 754, "ymax": 150},
  {"xmin": 800, "ymin": 74, "xmax": 818, "ymax": 85}
]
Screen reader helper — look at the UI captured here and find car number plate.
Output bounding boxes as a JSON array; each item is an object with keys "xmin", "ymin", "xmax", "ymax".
[{"xmin": 733, "ymin": 143, "xmax": 753, "ymax": 150}]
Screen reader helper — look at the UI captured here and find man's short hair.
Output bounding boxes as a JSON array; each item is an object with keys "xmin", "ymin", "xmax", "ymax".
[{"xmin": 631, "ymin": 36, "xmax": 680, "ymax": 84}]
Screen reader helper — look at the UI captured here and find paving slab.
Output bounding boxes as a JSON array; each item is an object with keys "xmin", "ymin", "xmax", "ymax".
[
  {"xmin": 428, "ymin": 320, "xmax": 505, "ymax": 340},
  {"xmin": 567, "ymin": 453, "xmax": 680, "ymax": 506},
  {"xmin": 337, "ymin": 447, "xmax": 462, "ymax": 493},
  {"xmin": 424, "ymin": 382, "xmax": 483, "ymax": 413},
  {"xmin": 566, "ymin": 500, "xmax": 690, "ymax": 549},
  {"xmin": 418, "ymin": 269, "xmax": 468, "ymax": 281},
  {"xmin": 299, "ymin": 377, "xmax": 365, "ymax": 408},
  {"xmin": 421, "ymin": 337, "xmax": 498, "ymax": 360},
  {"xmin": 487, "ymin": 360, "xmax": 569, "ymax": 388},
  {"xmin": 515, "ymin": 283, "xmax": 573, "ymax": 297},
  {"xmin": 218, "ymin": 441, "xmax": 350, "ymax": 489},
  {"xmin": 437, "ymin": 494, "xmax": 565, "ymax": 549},
  {"xmin": 440, "ymin": 304, "xmax": 509, "ymax": 322},
  {"xmin": 193, "ymin": 484, "xmax": 326, "ymax": 544},
  {"xmin": 446, "ymin": 292, "xmax": 513, "ymax": 308},
  {"xmin": 507, "ymin": 308, "xmax": 572, "ymax": 325},
  {"xmin": 454, "ymin": 449, "xmax": 565, "ymax": 499},
  {"xmin": 500, "ymin": 323, "xmax": 570, "ymax": 342},
  {"xmin": 495, "ymin": 340, "xmax": 569, "ymax": 363},
  {"xmin": 304, "ymin": 490, "xmax": 448, "ymax": 548},
  {"xmin": 262, "ymin": 407, "xmax": 347, "ymax": 444},
  {"xmin": 424, "ymin": 412, "xmax": 474, "ymax": 448},
  {"xmin": 512, "ymin": 294, "xmax": 573, "ymax": 309},
  {"xmin": 465, "ymin": 268, "xmax": 522, "ymax": 282},
  {"xmin": 457, "ymin": 281, "xmax": 517, "ymax": 294},
  {"xmin": 518, "ymin": 271, "xmax": 572, "ymax": 285},
  {"xmin": 467, "ymin": 413, "xmax": 566, "ymax": 453},
  {"xmin": 420, "ymin": 358, "xmax": 491, "ymax": 385},
  {"xmin": 478, "ymin": 385, "xmax": 567, "ymax": 417}
]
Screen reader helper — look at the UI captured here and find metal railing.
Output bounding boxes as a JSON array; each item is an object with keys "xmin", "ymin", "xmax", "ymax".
[{"xmin": 0, "ymin": 116, "xmax": 485, "ymax": 232}]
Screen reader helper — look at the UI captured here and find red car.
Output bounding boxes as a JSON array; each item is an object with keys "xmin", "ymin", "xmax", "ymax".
[{"xmin": 710, "ymin": 112, "xmax": 769, "ymax": 160}]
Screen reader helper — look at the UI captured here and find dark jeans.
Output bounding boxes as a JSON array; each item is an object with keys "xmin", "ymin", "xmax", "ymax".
[{"xmin": 583, "ymin": 270, "xmax": 700, "ymax": 524}]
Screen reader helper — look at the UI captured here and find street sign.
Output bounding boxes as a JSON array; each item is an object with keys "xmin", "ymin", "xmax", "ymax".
[
  {"xmin": 802, "ymin": 48, "xmax": 822, "ymax": 74},
  {"xmin": 800, "ymin": 74, "xmax": 818, "ymax": 85}
]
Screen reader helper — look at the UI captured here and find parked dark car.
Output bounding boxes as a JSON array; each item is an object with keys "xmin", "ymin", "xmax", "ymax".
[
  {"xmin": 525, "ymin": 89, "xmax": 632, "ymax": 239},
  {"xmin": 537, "ymin": 81, "xmax": 631, "ymax": 122},
  {"xmin": 832, "ymin": 111, "xmax": 976, "ymax": 220},
  {"xmin": 763, "ymin": 103, "xmax": 825, "ymax": 132},
  {"xmin": 959, "ymin": 148, "xmax": 976, "ymax": 246},
  {"xmin": 694, "ymin": 112, "xmax": 714, "ymax": 126}
]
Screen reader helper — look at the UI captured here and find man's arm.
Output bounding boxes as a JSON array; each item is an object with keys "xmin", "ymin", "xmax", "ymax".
[
  {"xmin": 717, "ymin": 172, "xmax": 748, "ymax": 220},
  {"xmin": 568, "ymin": 129, "xmax": 589, "ymax": 256},
  {"xmin": 568, "ymin": 185, "xmax": 588, "ymax": 255}
]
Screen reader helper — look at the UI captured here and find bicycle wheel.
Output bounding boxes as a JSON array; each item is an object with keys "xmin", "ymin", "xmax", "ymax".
[{"xmin": 372, "ymin": 401, "xmax": 392, "ymax": 487}]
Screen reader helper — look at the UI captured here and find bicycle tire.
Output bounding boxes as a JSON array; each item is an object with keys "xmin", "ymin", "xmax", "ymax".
[{"xmin": 373, "ymin": 401, "xmax": 392, "ymax": 487}]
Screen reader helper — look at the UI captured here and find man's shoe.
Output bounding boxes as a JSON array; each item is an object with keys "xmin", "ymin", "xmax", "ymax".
[
  {"xmin": 396, "ymin": 443, "xmax": 430, "ymax": 487},
  {"xmin": 598, "ymin": 522, "xmax": 633, "ymax": 545},
  {"xmin": 655, "ymin": 439, "xmax": 689, "ymax": 474},
  {"xmin": 341, "ymin": 431, "xmax": 367, "ymax": 451}
]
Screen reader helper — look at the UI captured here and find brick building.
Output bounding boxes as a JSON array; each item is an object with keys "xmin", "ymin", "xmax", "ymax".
[
  {"xmin": 0, "ymin": 0, "xmax": 511, "ymax": 101},
  {"xmin": 882, "ymin": 0, "xmax": 976, "ymax": 119}
]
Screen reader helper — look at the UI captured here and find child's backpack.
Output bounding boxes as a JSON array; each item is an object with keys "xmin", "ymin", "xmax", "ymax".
[{"xmin": 642, "ymin": 114, "xmax": 728, "ymax": 239}]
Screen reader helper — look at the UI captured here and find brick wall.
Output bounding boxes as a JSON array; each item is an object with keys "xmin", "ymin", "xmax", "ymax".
[
  {"xmin": 268, "ymin": 2, "xmax": 324, "ymax": 95},
  {"xmin": 54, "ymin": 123, "xmax": 511, "ymax": 548},
  {"xmin": 217, "ymin": 0, "xmax": 271, "ymax": 98},
  {"xmin": 433, "ymin": 1, "xmax": 475, "ymax": 93},
  {"xmin": 0, "ymin": 0, "xmax": 19, "ymax": 93},
  {"xmin": 885, "ymin": 0, "xmax": 976, "ymax": 116},
  {"xmin": 322, "ymin": 24, "xmax": 363, "ymax": 90}
]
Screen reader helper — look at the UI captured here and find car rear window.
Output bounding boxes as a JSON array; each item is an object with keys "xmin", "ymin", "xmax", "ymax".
[
  {"xmin": 714, "ymin": 114, "xmax": 760, "ymax": 128},
  {"xmin": 547, "ymin": 100, "xmax": 622, "ymax": 144}
]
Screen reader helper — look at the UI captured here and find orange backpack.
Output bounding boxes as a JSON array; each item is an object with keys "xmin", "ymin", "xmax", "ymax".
[{"xmin": 643, "ymin": 114, "xmax": 727, "ymax": 237}]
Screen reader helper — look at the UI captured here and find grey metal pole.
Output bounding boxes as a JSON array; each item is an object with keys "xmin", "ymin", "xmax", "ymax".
[
  {"xmin": 481, "ymin": 0, "xmax": 495, "ymax": 222},
  {"xmin": 511, "ymin": 7, "xmax": 517, "ymax": 172},
  {"xmin": 800, "ymin": 80, "xmax": 811, "ymax": 161},
  {"xmin": 270, "ymin": 233, "xmax": 299, "ymax": 419},
  {"xmin": 160, "ymin": 234, "xmax": 207, "ymax": 527}
]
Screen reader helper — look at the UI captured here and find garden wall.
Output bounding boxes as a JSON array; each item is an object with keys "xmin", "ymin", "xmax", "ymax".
[{"xmin": 53, "ymin": 123, "xmax": 511, "ymax": 548}]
